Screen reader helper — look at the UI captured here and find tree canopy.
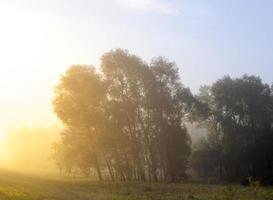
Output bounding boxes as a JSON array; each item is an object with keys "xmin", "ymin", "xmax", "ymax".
[
  {"xmin": 192, "ymin": 75, "xmax": 273, "ymax": 184},
  {"xmin": 53, "ymin": 49, "xmax": 273, "ymax": 184},
  {"xmin": 53, "ymin": 49, "xmax": 193, "ymax": 182}
]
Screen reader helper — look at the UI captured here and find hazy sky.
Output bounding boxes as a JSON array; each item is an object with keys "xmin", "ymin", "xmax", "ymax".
[{"xmin": 0, "ymin": 0, "xmax": 273, "ymax": 148}]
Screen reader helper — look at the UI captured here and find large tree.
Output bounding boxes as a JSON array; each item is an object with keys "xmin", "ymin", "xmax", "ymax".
[
  {"xmin": 53, "ymin": 65, "xmax": 106, "ymax": 180},
  {"xmin": 150, "ymin": 57, "xmax": 193, "ymax": 181},
  {"xmin": 193, "ymin": 75, "xmax": 273, "ymax": 183},
  {"xmin": 52, "ymin": 49, "xmax": 194, "ymax": 182}
]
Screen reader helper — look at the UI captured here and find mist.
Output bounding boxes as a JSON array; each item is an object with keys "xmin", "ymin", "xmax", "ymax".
[{"xmin": 1, "ymin": 126, "xmax": 61, "ymax": 175}]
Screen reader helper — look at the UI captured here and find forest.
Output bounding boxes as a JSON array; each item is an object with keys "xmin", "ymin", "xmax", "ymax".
[{"xmin": 51, "ymin": 49, "xmax": 273, "ymax": 185}]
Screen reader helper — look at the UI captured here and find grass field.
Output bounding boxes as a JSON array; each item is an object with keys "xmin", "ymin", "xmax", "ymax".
[{"xmin": 0, "ymin": 170, "xmax": 273, "ymax": 200}]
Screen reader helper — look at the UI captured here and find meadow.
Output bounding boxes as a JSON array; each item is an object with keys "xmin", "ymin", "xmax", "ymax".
[{"xmin": 0, "ymin": 170, "xmax": 273, "ymax": 200}]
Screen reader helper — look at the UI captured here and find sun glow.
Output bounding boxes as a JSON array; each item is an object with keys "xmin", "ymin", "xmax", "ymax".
[
  {"xmin": 0, "ymin": 4, "xmax": 62, "ymax": 165},
  {"xmin": 0, "ymin": 0, "xmax": 108, "ymax": 168}
]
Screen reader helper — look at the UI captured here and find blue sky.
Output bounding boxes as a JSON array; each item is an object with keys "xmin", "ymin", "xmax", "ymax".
[
  {"xmin": 27, "ymin": 0, "xmax": 273, "ymax": 91},
  {"xmin": 2, "ymin": 0, "xmax": 273, "ymax": 91},
  {"xmin": 0, "ymin": 0, "xmax": 273, "ymax": 140}
]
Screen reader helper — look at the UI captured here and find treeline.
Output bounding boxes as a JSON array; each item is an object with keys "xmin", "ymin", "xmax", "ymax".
[
  {"xmin": 191, "ymin": 76, "xmax": 273, "ymax": 184},
  {"xmin": 52, "ymin": 49, "xmax": 273, "ymax": 184}
]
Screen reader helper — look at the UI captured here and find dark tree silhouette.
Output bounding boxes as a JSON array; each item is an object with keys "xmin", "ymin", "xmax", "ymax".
[{"xmin": 193, "ymin": 75, "xmax": 273, "ymax": 184}]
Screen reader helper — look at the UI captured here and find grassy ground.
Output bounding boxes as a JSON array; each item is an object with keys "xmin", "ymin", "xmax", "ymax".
[{"xmin": 0, "ymin": 170, "xmax": 272, "ymax": 200}]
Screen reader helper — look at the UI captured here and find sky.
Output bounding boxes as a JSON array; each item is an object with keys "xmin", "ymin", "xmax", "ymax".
[{"xmin": 0, "ymin": 0, "xmax": 273, "ymax": 159}]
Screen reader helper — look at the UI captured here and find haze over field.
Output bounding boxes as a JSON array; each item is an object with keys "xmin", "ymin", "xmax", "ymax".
[{"xmin": 1, "ymin": 0, "xmax": 273, "ymax": 176}]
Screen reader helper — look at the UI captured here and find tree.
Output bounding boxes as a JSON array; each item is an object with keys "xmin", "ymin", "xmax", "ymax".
[
  {"xmin": 192, "ymin": 85, "xmax": 224, "ymax": 178},
  {"xmin": 150, "ymin": 57, "xmax": 192, "ymax": 182},
  {"xmin": 52, "ymin": 49, "xmax": 194, "ymax": 182},
  {"xmin": 193, "ymin": 75, "xmax": 273, "ymax": 183},
  {"xmin": 53, "ymin": 65, "xmax": 106, "ymax": 180},
  {"xmin": 101, "ymin": 49, "xmax": 150, "ymax": 181}
]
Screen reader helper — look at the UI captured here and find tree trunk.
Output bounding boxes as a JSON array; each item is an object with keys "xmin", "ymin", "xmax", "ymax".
[
  {"xmin": 93, "ymin": 152, "xmax": 103, "ymax": 181},
  {"xmin": 104, "ymin": 153, "xmax": 115, "ymax": 181}
]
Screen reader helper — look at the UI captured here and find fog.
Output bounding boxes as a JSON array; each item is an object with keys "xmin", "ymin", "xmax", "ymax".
[{"xmin": 0, "ymin": 125, "xmax": 61, "ymax": 175}]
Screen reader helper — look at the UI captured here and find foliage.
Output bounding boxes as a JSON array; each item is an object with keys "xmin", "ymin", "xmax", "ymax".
[
  {"xmin": 52, "ymin": 49, "xmax": 193, "ymax": 182},
  {"xmin": 52, "ymin": 49, "xmax": 273, "ymax": 184},
  {"xmin": 193, "ymin": 75, "xmax": 273, "ymax": 184}
]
